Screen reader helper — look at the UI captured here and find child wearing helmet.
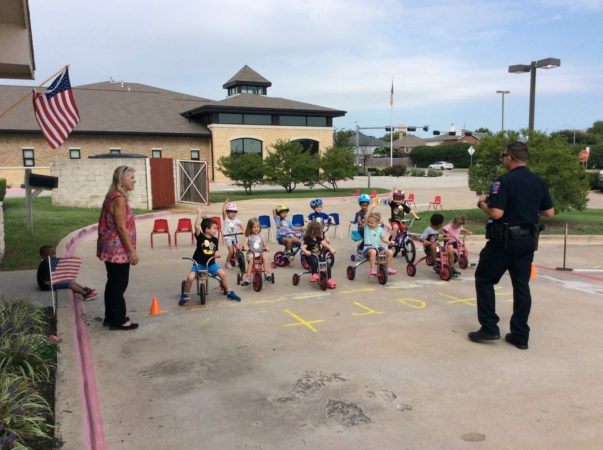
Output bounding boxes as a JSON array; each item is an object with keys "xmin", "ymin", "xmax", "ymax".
[
  {"xmin": 222, "ymin": 199, "xmax": 244, "ymax": 269},
  {"xmin": 388, "ymin": 187, "xmax": 420, "ymax": 239},
  {"xmin": 273, "ymin": 204, "xmax": 301, "ymax": 252},
  {"xmin": 307, "ymin": 198, "xmax": 334, "ymax": 235},
  {"xmin": 354, "ymin": 194, "xmax": 375, "ymax": 254}
]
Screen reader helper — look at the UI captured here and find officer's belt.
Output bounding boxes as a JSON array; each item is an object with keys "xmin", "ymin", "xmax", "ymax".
[{"xmin": 508, "ymin": 225, "xmax": 533, "ymax": 239}]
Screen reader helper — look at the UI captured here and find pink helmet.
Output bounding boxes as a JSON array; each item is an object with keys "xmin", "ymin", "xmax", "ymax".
[
  {"xmin": 225, "ymin": 202, "xmax": 238, "ymax": 212},
  {"xmin": 393, "ymin": 189, "xmax": 405, "ymax": 200}
]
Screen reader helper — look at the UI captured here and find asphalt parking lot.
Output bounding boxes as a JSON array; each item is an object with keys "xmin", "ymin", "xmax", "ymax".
[{"xmin": 54, "ymin": 209, "xmax": 603, "ymax": 450}]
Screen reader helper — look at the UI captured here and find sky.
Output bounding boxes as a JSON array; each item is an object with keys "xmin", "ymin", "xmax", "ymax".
[{"xmin": 12, "ymin": 0, "xmax": 603, "ymax": 138}]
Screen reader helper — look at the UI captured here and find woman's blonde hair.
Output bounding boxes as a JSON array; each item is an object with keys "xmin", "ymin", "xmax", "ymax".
[
  {"xmin": 109, "ymin": 165, "xmax": 135, "ymax": 198},
  {"xmin": 304, "ymin": 221, "xmax": 323, "ymax": 239},
  {"xmin": 245, "ymin": 218, "xmax": 260, "ymax": 237}
]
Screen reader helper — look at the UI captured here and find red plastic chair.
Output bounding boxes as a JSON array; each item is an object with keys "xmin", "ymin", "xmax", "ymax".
[
  {"xmin": 209, "ymin": 216, "xmax": 222, "ymax": 241},
  {"xmin": 404, "ymin": 193, "xmax": 416, "ymax": 208},
  {"xmin": 428, "ymin": 195, "xmax": 443, "ymax": 211},
  {"xmin": 174, "ymin": 218, "xmax": 194, "ymax": 248},
  {"xmin": 150, "ymin": 219, "xmax": 171, "ymax": 248}
]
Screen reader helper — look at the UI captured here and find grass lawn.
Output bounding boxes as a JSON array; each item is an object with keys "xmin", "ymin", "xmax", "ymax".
[{"xmin": 209, "ymin": 187, "xmax": 389, "ymax": 203}]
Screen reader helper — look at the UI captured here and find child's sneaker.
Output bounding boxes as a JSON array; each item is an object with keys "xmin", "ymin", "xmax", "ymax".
[
  {"xmin": 327, "ymin": 278, "xmax": 337, "ymax": 289},
  {"xmin": 452, "ymin": 268, "xmax": 461, "ymax": 277},
  {"xmin": 226, "ymin": 290, "xmax": 241, "ymax": 302},
  {"xmin": 83, "ymin": 288, "xmax": 97, "ymax": 301},
  {"xmin": 310, "ymin": 273, "xmax": 319, "ymax": 282},
  {"xmin": 225, "ymin": 262, "xmax": 233, "ymax": 270},
  {"xmin": 369, "ymin": 268, "xmax": 377, "ymax": 277},
  {"xmin": 241, "ymin": 276, "xmax": 250, "ymax": 286},
  {"xmin": 178, "ymin": 293, "xmax": 190, "ymax": 306},
  {"xmin": 387, "ymin": 267, "xmax": 397, "ymax": 275}
]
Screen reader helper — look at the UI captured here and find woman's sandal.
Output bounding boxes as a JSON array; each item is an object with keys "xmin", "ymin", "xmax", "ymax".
[{"xmin": 103, "ymin": 316, "xmax": 129, "ymax": 327}]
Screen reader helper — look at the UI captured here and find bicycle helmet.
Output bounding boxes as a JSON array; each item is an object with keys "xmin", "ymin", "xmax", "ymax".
[
  {"xmin": 358, "ymin": 194, "xmax": 371, "ymax": 204},
  {"xmin": 393, "ymin": 190, "xmax": 405, "ymax": 200},
  {"xmin": 310, "ymin": 198, "xmax": 323, "ymax": 208},
  {"xmin": 275, "ymin": 204, "xmax": 289, "ymax": 213},
  {"xmin": 225, "ymin": 202, "xmax": 238, "ymax": 212}
]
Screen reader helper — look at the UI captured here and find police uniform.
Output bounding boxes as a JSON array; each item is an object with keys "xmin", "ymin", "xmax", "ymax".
[{"xmin": 475, "ymin": 166, "xmax": 553, "ymax": 346}]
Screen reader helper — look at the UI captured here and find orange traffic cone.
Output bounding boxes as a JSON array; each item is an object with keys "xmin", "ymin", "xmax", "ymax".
[
  {"xmin": 530, "ymin": 264, "xmax": 538, "ymax": 280},
  {"xmin": 147, "ymin": 296, "xmax": 164, "ymax": 315}
]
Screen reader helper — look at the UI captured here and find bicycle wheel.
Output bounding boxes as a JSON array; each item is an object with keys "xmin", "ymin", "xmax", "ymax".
[
  {"xmin": 237, "ymin": 252, "xmax": 246, "ymax": 273},
  {"xmin": 346, "ymin": 266, "xmax": 356, "ymax": 280},
  {"xmin": 377, "ymin": 264, "xmax": 388, "ymax": 285},
  {"xmin": 319, "ymin": 272, "xmax": 328, "ymax": 291},
  {"xmin": 406, "ymin": 264, "xmax": 416, "ymax": 277},
  {"xmin": 273, "ymin": 252, "xmax": 287, "ymax": 267},
  {"xmin": 458, "ymin": 253, "xmax": 468, "ymax": 269},
  {"xmin": 439, "ymin": 265, "xmax": 452, "ymax": 281},
  {"xmin": 403, "ymin": 238, "xmax": 416, "ymax": 264},
  {"xmin": 292, "ymin": 273, "xmax": 300, "ymax": 286},
  {"xmin": 199, "ymin": 283, "xmax": 206, "ymax": 305},
  {"xmin": 253, "ymin": 271, "xmax": 262, "ymax": 292}
]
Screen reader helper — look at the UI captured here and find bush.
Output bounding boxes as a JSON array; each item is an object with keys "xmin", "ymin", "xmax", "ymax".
[
  {"xmin": 409, "ymin": 143, "xmax": 473, "ymax": 168},
  {"xmin": 427, "ymin": 168, "xmax": 443, "ymax": 177},
  {"xmin": 319, "ymin": 146, "xmax": 356, "ymax": 190},
  {"xmin": 0, "ymin": 299, "xmax": 46, "ymax": 336},
  {"xmin": 264, "ymin": 139, "xmax": 319, "ymax": 192},
  {"xmin": 586, "ymin": 171, "xmax": 600, "ymax": 189},
  {"xmin": 410, "ymin": 168, "xmax": 425, "ymax": 177},
  {"xmin": 216, "ymin": 153, "xmax": 265, "ymax": 194},
  {"xmin": 0, "ymin": 178, "xmax": 6, "ymax": 202},
  {"xmin": 379, "ymin": 165, "xmax": 408, "ymax": 177},
  {"xmin": 0, "ymin": 334, "xmax": 57, "ymax": 382}
]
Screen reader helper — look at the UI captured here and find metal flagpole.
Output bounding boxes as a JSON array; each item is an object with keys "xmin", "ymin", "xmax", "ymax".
[
  {"xmin": 390, "ymin": 77, "xmax": 393, "ymax": 167},
  {"xmin": 0, "ymin": 64, "xmax": 69, "ymax": 120}
]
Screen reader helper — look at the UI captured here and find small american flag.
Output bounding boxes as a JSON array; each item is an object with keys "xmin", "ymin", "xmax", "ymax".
[
  {"xmin": 50, "ymin": 256, "xmax": 82, "ymax": 286},
  {"xmin": 32, "ymin": 67, "xmax": 80, "ymax": 149},
  {"xmin": 390, "ymin": 80, "xmax": 394, "ymax": 107}
]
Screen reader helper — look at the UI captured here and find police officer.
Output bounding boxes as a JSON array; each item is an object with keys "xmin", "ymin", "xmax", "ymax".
[{"xmin": 468, "ymin": 141, "xmax": 554, "ymax": 350}]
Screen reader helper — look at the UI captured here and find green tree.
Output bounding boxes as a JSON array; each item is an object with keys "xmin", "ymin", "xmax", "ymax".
[
  {"xmin": 216, "ymin": 153, "xmax": 265, "ymax": 194},
  {"xmin": 587, "ymin": 120, "xmax": 603, "ymax": 141},
  {"xmin": 475, "ymin": 127, "xmax": 492, "ymax": 134},
  {"xmin": 468, "ymin": 131, "xmax": 590, "ymax": 212},
  {"xmin": 319, "ymin": 146, "xmax": 356, "ymax": 190},
  {"xmin": 333, "ymin": 128, "xmax": 356, "ymax": 148},
  {"xmin": 264, "ymin": 139, "xmax": 319, "ymax": 193},
  {"xmin": 550, "ymin": 129, "xmax": 597, "ymax": 145},
  {"xmin": 374, "ymin": 146, "xmax": 404, "ymax": 158}
]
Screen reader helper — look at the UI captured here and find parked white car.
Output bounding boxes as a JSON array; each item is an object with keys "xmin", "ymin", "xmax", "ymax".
[{"xmin": 428, "ymin": 161, "xmax": 454, "ymax": 170}]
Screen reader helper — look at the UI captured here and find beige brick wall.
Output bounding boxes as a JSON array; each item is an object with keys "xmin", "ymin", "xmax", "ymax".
[
  {"xmin": 0, "ymin": 133, "xmax": 211, "ymax": 186},
  {"xmin": 51, "ymin": 158, "xmax": 152, "ymax": 210},
  {"xmin": 209, "ymin": 124, "xmax": 334, "ymax": 182}
]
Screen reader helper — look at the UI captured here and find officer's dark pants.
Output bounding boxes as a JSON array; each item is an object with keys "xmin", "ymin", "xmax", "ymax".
[{"xmin": 475, "ymin": 236, "xmax": 535, "ymax": 344}]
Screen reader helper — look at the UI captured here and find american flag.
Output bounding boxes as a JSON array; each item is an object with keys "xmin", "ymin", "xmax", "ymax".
[
  {"xmin": 50, "ymin": 256, "xmax": 82, "ymax": 286},
  {"xmin": 32, "ymin": 67, "xmax": 80, "ymax": 149},
  {"xmin": 390, "ymin": 80, "xmax": 394, "ymax": 107}
]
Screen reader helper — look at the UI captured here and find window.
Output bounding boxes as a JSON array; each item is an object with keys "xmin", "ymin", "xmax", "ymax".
[
  {"xmin": 230, "ymin": 138, "xmax": 262, "ymax": 156},
  {"xmin": 279, "ymin": 115, "xmax": 306, "ymax": 126},
  {"xmin": 69, "ymin": 148, "xmax": 81, "ymax": 159},
  {"xmin": 219, "ymin": 113, "xmax": 243, "ymax": 124},
  {"xmin": 243, "ymin": 114, "xmax": 271, "ymax": 125},
  {"xmin": 110, "ymin": 148, "xmax": 121, "ymax": 154},
  {"xmin": 22, "ymin": 148, "xmax": 35, "ymax": 166},
  {"xmin": 293, "ymin": 139, "xmax": 319, "ymax": 154},
  {"xmin": 190, "ymin": 149, "xmax": 200, "ymax": 160},
  {"xmin": 307, "ymin": 116, "xmax": 327, "ymax": 127},
  {"xmin": 152, "ymin": 149, "xmax": 162, "ymax": 158}
]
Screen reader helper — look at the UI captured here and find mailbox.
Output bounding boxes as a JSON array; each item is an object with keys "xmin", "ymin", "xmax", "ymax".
[{"xmin": 27, "ymin": 173, "xmax": 59, "ymax": 190}]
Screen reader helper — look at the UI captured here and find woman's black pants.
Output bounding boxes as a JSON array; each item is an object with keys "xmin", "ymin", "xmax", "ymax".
[{"xmin": 104, "ymin": 262, "xmax": 130, "ymax": 326}]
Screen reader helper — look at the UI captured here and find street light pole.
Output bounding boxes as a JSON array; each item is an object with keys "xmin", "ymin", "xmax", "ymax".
[
  {"xmin": 509, "ymin": 57, "xmax": 560, "ymax": 131},
  {"xmin": 496, "ymin": 90, "xmax": 510, "ymax": 132}
]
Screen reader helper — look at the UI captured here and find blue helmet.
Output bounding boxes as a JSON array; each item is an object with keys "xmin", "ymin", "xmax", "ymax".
[
  {"xmin": 358, "ymin": 194, "xmax": 370, "ymax": 204},
  {"xmin": 310, "ymin": 198, "xmax": 323, "ymax": 208}
]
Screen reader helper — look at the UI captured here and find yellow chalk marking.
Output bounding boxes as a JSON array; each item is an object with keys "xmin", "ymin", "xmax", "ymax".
[
  {"xmin": 386, "ymin": 283, "xmax": 421, "ymax": 290},
  {"xmin": 282, "ymin": 309, "xmax": 325, "ymax": 333},
  {"xmin": 292, "ymin": 293, "xmax": 329, "ymax": 300},
  {"xmin": 352, "ymin": 301, "xmax": 384, "ymax": 316},
  {"xmin": 340, "ymin": 288, "xmax": 377, "ymax": 295},
  {"xmin": 439, "ymin": 293, "xmax": 476, "ymax": 306},
  {"xmin": 397, "ymin": 298, "xmax": 427, "ymax": 309}
]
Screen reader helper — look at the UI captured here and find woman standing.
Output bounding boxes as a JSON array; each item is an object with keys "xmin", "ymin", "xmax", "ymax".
[{"xmin": 97, "ymin": 166, "xmax": 139, "ymax": 330}]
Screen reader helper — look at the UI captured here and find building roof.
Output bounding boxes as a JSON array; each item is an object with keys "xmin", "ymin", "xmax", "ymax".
[
  {"xmin": 222, "ymin": 65, "xmax": 272, "ymax": 89},
  {"xmin": 348, "ymin": 132, "xmax": 386, "ymax": 147},
  {"xmin": 0, "ymin": 82, "xmax": 212, "ymax": 136},
  {"xmin": 182, "ymin": 93, "xmax": 346, "ymax": 118},
  {"xmin": 393, "ymin": 134, "xmax": 426, "ymax": 148}
]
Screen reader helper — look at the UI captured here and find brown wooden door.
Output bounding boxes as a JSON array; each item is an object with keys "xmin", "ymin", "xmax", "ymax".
[{"xmin": 150, "ymin": 158, "xmax": 175, "ymax": 209}]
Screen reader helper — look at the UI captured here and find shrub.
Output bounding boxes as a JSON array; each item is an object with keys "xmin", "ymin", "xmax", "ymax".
[
  {"xmin": 427, "ymin": 168, "xmax": 443, "ymax": 177},
  {"xmin": 319, "ymin": 146, "xmax": 356, "ymax": 190},
  {"xmin": 379, "ymin": 165, "xmax": 408, "ymax": 177},
  {"xmin": 586, "ymin": 170, "xmax": 600, "ymax": 189},
  {"xmin": 216, "ymin": 153, "xmax": 265, "ymax": 194},
  {"xmin": 0, "ymin": 374, "xmax": 53, "ymax": 448},
  {"xmin": 410, "ymin": 168, "xmax": 425, "ymax": 177},
  {"xmin": 0, "ymin": 299, "xmax": 46, "ymax": 336},
  {"xmin": 0, "ymin": 334, "xmax": 57, "ymax": 382},
  {"xmin": 264, "ymin": 139, "xmax": 319, "ymax": 192},
  {"xmin": 0, "ymin": 178, "xmax": 6, "ymax": 202}
]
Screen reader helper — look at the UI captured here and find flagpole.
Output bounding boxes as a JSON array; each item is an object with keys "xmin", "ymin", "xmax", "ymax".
[
  {"xmin": 390, "ymin": 77, "xmax": 394, "ymax": 168},
  {"xmin": 0, "ymin": 64, "xmax": 70, "ymax": 121}
]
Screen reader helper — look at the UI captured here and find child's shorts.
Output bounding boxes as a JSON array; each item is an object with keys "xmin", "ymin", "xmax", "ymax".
[
  {"xmin": 277, "ymin": 234, "xmax": 296, "ymax": 245},
  {"xmin": 191, "ymin": 263, "xmax": 220, "ymax": 277},
  {"xmin": 53, "ymin": 281, "xmax": 74, "ymax": 290},
  {"xmin": 224, "ymin": 236, "xmax": 236, "ymax": 247},
  {"xmin": 364, "ymin": 246, "xmax": 384, "ymax": 257}
]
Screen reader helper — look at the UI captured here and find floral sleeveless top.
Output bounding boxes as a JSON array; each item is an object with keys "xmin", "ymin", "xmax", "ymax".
[{"xmin": 97, "ymin": 190, "xmax": 137, "ymax": 263}]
